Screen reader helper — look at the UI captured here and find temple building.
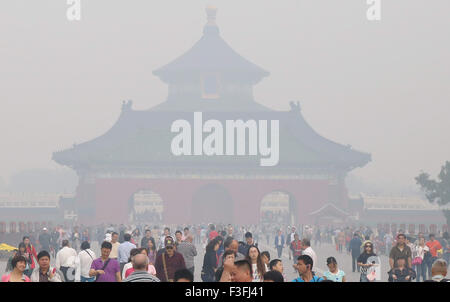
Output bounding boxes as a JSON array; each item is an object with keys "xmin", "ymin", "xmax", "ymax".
[{"xmin": 52, "ymin": 7, "xmax": 371, "ymax": 226}]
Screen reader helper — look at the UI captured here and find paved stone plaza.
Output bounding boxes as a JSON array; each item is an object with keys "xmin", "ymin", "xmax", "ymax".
[{"xmin": 1, "ymin": 239, "xmax": 394, "ymax": 282}]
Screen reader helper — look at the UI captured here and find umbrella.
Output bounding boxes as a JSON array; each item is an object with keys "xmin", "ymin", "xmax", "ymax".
[{"xmin": 0, "ymin": 243, "xmax": 17, "ymax": 252}]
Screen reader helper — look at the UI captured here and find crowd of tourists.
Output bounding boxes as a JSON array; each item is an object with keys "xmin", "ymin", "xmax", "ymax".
[{"xmin": 1, "ymin": 222, "xmax": 449, "ymax": 282}]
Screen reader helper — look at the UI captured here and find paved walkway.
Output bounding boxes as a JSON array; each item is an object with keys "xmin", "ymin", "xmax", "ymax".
[{"xmin": 1, "ymin": 241, "xmax": 392, "ymax": 282}]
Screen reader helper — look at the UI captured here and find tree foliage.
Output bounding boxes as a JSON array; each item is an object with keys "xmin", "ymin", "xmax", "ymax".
[{"xmin": 416, "ymin": 161, "xmax": 450, "ymax": 225}]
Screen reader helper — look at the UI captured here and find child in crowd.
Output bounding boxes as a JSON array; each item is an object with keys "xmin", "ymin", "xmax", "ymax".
[{"xmin": 323, "ymin": 257, "xmax": 346, "ymax": 282}]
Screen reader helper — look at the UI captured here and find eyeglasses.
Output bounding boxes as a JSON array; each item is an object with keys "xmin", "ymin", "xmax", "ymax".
[{"xmin": 166, "ymin": 246, "xmax": 174, "ymax": 249}]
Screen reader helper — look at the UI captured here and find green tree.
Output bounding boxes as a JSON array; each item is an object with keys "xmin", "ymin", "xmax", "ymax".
[{"xmin": 415, "ymin": 161, "xmax": 450, "ymax": 226}]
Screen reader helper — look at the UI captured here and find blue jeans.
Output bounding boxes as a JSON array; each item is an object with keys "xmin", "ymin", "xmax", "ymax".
[
  {"xmin": 414, "ymin": 262, "xmax": 427, "ymax": 282},
  {"xmin": 360, "ymin": 274, "xmax": 370, "ymax": 282},
  {"xmin": 276, "ymin": 246, "xmax": 283, "ymax": 258},
  {"xmin": 80, "ymin": 276, "xmax": 95, "ymax": 282}
]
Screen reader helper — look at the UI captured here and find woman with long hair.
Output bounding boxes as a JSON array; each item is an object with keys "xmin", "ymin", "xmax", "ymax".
[
  {"xmin": 146, "ymin": 238, "xmax": 157, "ymax": 265},
  {"xmin": 123, "ymin": 248, "xmax": 156, "ymax": 278},
  {"xmin": 412, "ymin": 237, "xmax": 429, "ymax": 282},
  {"xmin": 357, "ymin": 241, "xmax": 377, "ymax": 282},
  {"xmin": 201, "ymin": 238, "xmax": 220, "ymax": 282},
  {"xmin": 22, "ymin": 236, "xmax": 37, "ymax": 276},
  {"xmin": 246, "ymin": 245, "xmax": 267, "ymax": 282}
]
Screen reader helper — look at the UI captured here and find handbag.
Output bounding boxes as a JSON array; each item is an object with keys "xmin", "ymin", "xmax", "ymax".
[{"xmin": 412, "ymin": 256, "xmax": 422, "ymax": 265}]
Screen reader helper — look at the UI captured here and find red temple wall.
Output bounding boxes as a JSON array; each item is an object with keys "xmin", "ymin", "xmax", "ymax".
[{"xmin": 83, "ymin": 178, "xmax": 334, "ymax": 225}]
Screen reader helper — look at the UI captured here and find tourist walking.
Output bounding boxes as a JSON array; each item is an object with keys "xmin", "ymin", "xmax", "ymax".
[
  {"xmin": 201, "ymin": 238, "xmax": 220, "ymax": 282},
  {"xmin": 154, "ymin": 236, "xmax": 186, "ymax": 282},
  {"xmin": 425, "ymin": 234, "xmax": 443, "ymax": 279},
  {"xmin": 389, "ymin": 233, "xmax": 412, "ymax": 270},
  {"xmin": 357, "ymin": 241, "xmax": 377, "ymax": 282},
  {"xmin": 412, "ymin": 237, "xmax": 429, "ymax": 282},
  {"xmin": 177, "ymin": 235, "xmax": 197, "ymax": 275},
  {"xmin": 274, "ymin": 230, "xmax": 285, "ymax": 258},
  {"xmin": 246, "ymin": 245, "xmax": 267, "ymax": 282},
  {"xmin": 292, "ymin": 255, "xmax": 323, "ymax": 282},
  {"xmin": 122, "ymin": 254, "xmax": 160, "ymax": 282},
  {"xmin": 118, "ymin": 233, "xmax": 137, "ymax": 274},
  {"xmin": 30, "ymin": 251, "xmax": 64, "ymax": 282},
  {"xmin": 1, "ymin": 256, "xmax": 31, "ymax": 282},
  {"xmin": 290, "ymin": 234, "xmax": 302, "ymax": 265},
  {"xmin": 323, "ymin": 257, "xmax": 346, "ymax": 282},
  {"xmin": 348, "ymin": 233, "xmax": 363, "ymax": 273},
  {"xmin": 55, "ymin": 239, "xmax": 77, "ymax": 282},
  {"xmin": 75, "ymin": 241, "xmax": 96, "ymax": 282},
  {"xmin": 89, "ymin": 241, "xmax": 121, "ymax": 282}
]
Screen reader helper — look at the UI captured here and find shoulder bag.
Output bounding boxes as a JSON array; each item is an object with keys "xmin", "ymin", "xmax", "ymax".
[
  {"xmin": 162, "ymin": 252, "xmax": 173, "ymax": 282},
  {"xmin": 95, "ymin": 258, "xmax": 111, "ymax": 282}
]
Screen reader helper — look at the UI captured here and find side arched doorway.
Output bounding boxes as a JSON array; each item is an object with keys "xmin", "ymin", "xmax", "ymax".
[
  {"xmin": 128, "ymin": 190, "xmax": 164, "ymax": 224},
  {"xmin": 191, "ymin": 184, "xmax": 233, "ymax": 224},
  {"xmin": 260, "ymin": 191, "xmax": 298, "ymax": 226}
]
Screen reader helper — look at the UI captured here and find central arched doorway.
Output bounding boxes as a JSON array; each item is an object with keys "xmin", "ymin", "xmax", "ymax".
[
  {"xmin": 191, "ymin": 184, "xmax": 233, "ymax": 224},
  {"xmin": 128, "ymin": 190, "xmax": 164, "ymax": 224},
  {"xmin": 260, "ymin": 191, "xmax": 297, "ymax": 226}
]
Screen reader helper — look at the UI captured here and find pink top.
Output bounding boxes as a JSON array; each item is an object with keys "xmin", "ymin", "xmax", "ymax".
[
  {"xmin": 125, "ymin": 265, "xmax": 157, "ymax": 278},
  {"xmin": 1, "ymin": 273, "xmax": 31, "ymax": 282}
]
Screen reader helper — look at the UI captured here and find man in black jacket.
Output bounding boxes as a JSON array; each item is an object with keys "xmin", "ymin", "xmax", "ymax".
[
  {"xmin": 238, "ymin": 232, "xmax": 256, "ymax": 256},
  {"xmin": 38, "ymin": 228, "xmax": 52, "ymax": 253},
  {"xmin": 348, "ymin": 233, "xmax": 362, "ymax": 272}
]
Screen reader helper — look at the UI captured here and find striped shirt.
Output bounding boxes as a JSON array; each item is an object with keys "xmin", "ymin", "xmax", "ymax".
[{"xmin": 122, "ymin": 271, "xmax": 160, "ymax": 282}]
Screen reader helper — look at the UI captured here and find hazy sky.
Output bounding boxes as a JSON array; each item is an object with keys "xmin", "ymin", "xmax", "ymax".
[{"xmin": 0, "ymin": 0, "xmax": 449, "ymax": 193}]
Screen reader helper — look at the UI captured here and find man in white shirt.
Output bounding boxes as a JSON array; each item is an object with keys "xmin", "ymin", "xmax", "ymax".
[
  {"xmin": 109, "ymin": 232, "xmax": 120, "ymax": 259},
  {"xmin": 74, "ymin": 241, "xmax": 96, "ymax": 282},
  {"xmin": 55, "ymin": 239, "xmax": 78, "ymax": 282},
  {"xmin": 301, "ymin": 238, "xmax": 318, "ymax": 272}
]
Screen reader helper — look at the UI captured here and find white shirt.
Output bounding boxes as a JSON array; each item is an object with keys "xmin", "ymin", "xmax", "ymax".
[
  {"xmin": 105, "ymin": 233, "xmax": 112, "ymax": 242},
  {"xmin": 413, "ymin": 245, "xmax": 429, "ymax": 259},
  {"xmin": 75, "ymin": 249, "xmax": 96, "ymax": 280},
  {"xmin": 122, "ymin": 262, "xmax": 133, "ymax": 280},
  {"xmin": 55, "ymin": 246, "xmax": 78, "ymax": 269},
  {"xmin": 302, "ymin": 247, "xmax": 318, "ymax": 270},
  {"xmin": 251, "ymin": 263, "xmax": 269, "ymax": 282}
]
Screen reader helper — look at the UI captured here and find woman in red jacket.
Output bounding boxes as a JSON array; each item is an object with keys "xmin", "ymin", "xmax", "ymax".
[{"xmin": 23, "ymin": 236, "xmax": 38, "ymax": 276}]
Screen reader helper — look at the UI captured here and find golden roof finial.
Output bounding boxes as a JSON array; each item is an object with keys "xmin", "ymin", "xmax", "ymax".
[{"xmin": 206, "ymin": 5, "xmax": 218, "ymax": 26}]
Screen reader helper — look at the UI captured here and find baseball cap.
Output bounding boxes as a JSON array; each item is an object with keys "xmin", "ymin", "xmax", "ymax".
[
  {"xmin": 43, "ymin": 227, "xmax": 48, "ymax": 231},
  {"xmin": 165, "ymin": 236, "xmax": 175, "ymax": 247}
]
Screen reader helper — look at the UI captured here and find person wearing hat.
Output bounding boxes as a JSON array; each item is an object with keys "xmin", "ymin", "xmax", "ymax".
[
  {"xmin": 154, "ymin": 236, "xmax": 186, "ymax": 282},
  {"xmin": 38, "ymin": 228, "xmax": 52, "ymax": 253}
]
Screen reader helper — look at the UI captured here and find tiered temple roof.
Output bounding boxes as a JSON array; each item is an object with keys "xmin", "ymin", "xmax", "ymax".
[{"xmin": 52, "ymin": 6, "xmax": 370, "ymax": 173}]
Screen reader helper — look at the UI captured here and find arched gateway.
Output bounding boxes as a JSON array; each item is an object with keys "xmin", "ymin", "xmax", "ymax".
[{"xmin": 52, "ymin": 7, "xmax": 370, "ymax": 226}]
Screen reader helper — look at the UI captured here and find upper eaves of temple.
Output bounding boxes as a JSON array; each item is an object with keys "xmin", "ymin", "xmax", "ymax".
[
  {"xmin": 153, "ymin": 6, "xmax": 270, "ymax": 84},
  {"xmin": 150, "ymin": 6, "xmax": 271, "ymax": 112}
]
